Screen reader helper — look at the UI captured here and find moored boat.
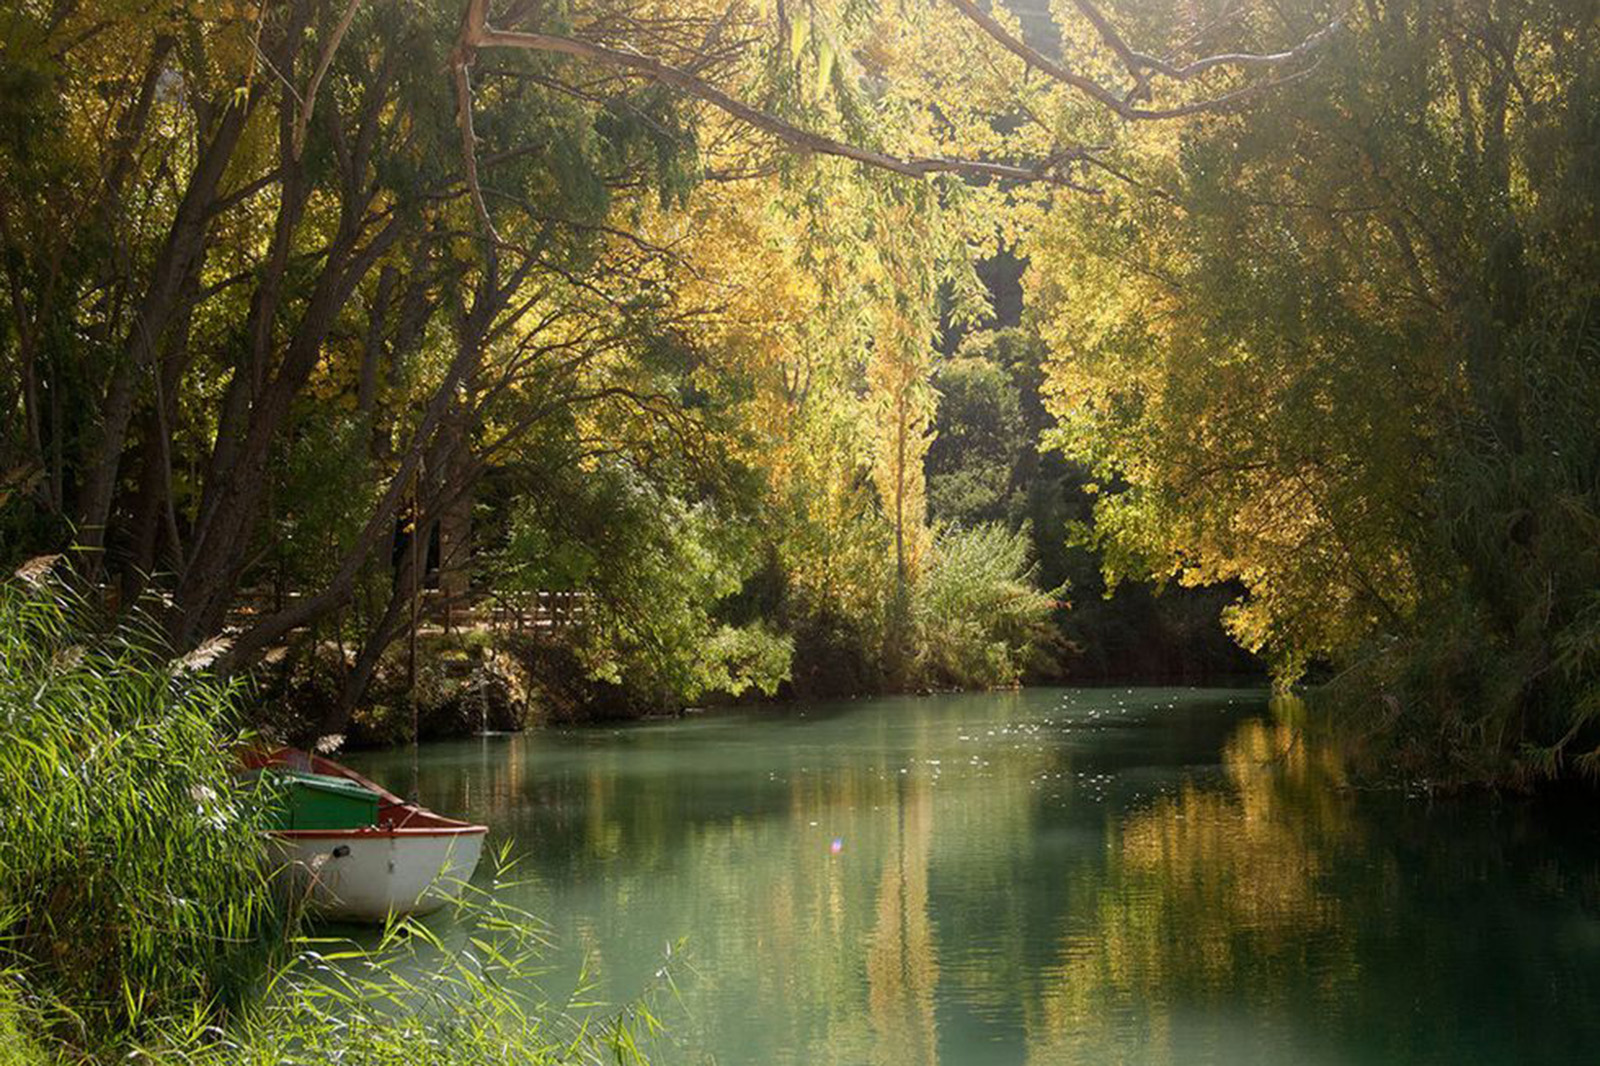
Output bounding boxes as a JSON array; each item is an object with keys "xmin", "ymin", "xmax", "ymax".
[{"xmin": 242, "ymin": 747, "xmax": 487, "ymax": 922}]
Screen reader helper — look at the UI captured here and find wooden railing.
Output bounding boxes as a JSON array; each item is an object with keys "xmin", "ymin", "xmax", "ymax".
[
  {"xmin": 482, "ymin": 589, "xmax": 590, "ymax": 632},
  {"xmin": 229, "ymin": 586, "xmax": 590, "ymax": 636}
]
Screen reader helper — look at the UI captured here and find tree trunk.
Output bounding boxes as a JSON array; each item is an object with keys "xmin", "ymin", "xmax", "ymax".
[
  {"xmin": 74, "ymin": 93, "xmax": 256, "ymax": 556},
  {"xmin": 435, "ymin": 411, "xmax": 475, "ymax": 625}
]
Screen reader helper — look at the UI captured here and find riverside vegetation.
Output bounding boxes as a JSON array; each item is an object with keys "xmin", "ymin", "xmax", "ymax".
[
  {"xmin": 1, "ymin": 0, "xmax": 1597, "ymax": 1060},
  {"xmin": 0, "ymin": 570, "xmax": 665, "ymax": 1064},
  {"xmin": 8, "ymin": 0, "xmax": 1589, "ymax": 768}
]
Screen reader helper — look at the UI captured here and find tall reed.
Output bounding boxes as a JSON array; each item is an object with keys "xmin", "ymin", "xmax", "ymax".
[
  {"xmin": 0, "ymin": 563, "xmax": 279, "ymax": 1049},
  {"xmin": 133, "ymin": 871, "xmax": 669, "ymax": 1066},
  {"xmin": 0, "ymin": 565, "xmax": 663, "ymax": 1063}
]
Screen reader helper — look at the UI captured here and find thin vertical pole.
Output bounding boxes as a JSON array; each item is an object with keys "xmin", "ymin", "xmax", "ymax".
[
  {"xmin": 409, "ymin": 473, "xmax": 421, "ymax": 802},
  {"xmin": 408, "ymin": 479, "xmax": 420, "ymax": 699}
]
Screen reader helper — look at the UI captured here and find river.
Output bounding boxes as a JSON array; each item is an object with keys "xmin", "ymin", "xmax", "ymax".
[{"xmin": 344, "ymin": 687, "xmax": 1600, "ymax": 1065}]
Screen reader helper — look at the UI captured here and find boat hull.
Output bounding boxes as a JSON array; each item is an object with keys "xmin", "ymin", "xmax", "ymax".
[
  {"xmin": 271, "ymin": 826, "xmax": 485, "ymax": 922},
  {"xmin": 243, "ymin": 746, "xmax": 489, "ymax": 923}
]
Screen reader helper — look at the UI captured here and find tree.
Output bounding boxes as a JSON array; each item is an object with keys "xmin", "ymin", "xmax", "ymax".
[
  {"xmin": 0, "ymin": 0, "xmax": 1348, "ymax": 721},
  {"xmin": 1, "ymin": 0, "xmax": 716, "ymax": 702},
  {"xmin": 1029, "ymin": 0, "xmax": 1600, "ymax": 779}
]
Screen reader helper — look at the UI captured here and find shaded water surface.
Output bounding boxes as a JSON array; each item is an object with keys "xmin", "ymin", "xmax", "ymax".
[{"xmin": 346, "ymin": 688, "xmax": 1600, "ymax": 1065}]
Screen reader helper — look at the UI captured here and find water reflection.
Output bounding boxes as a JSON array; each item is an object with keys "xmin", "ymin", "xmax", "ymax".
[
  {"xmin": 1026, "ymin": 715, "xmax": 1359, "ymax": 1065},
  {"xmin": 345, "ymin": 689, "xmax": 1600, "ymax": 1065}
]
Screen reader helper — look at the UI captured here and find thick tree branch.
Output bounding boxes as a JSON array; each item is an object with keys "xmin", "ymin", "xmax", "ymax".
[
  {"xmin": 451, "ymin": 26, "xmax": 499, "ymax": 242},
  {"xmin": 450, "ymin": 0, "xmax": 1100, "ymax": 231},
  {"xmin": 943, "ymin": 0, "xmax": 1337, "ymax": 118}
]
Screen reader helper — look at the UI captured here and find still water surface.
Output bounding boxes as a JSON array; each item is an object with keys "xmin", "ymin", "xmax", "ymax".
[{"xmin": 346, "ymin": 688, "xmax": 1600, "ymax": 1065}]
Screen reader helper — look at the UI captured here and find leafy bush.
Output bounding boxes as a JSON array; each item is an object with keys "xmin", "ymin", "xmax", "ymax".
[
  {"xmin": 497, "ymin": 462, "xmax": 792, "ymax": 711},
  {"xmin": 0, "ymin": 563, "xmax": 279, "ymax": 1048},
  {"xmin": 913, "ymin": 524, "xmax": 1060, "ymax": 688}
]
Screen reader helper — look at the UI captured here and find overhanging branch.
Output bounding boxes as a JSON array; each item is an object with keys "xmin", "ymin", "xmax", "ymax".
[
  {"xmin": 449, "ymin": 0, "xmax": 1339, "ymax": 239},
  {"xmin": 450, "ymin": 0, "xmax": 1102, "ymax": 235},
  {"xmin": 943, "ymin": 0, "xmax": 1339, "ymax": 118}
]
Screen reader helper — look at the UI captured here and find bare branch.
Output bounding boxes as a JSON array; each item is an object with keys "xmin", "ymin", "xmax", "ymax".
[
  {"xmin": 942, "ymin": 0, "xmax": 1337, "ymax": 119},
  {"xmin": 444, "ymin": 0, "xmax": 1337, "ymax": 229},
  {"xmin": 292, "ymin": 0, "xmax": 364, "ymax": 161},
  {"xmin": 452, "ymin": 2, "xmax": 500, "ymax": 241},
  {"xmin": 941, "ymin": 0, "xmax": 1137, "ymax": 113},
  {"xmin": 1068, "ymin": 0, "xmax": 1343, "ymax": 82},
  {"xmin": 450, "ymin": 0, "xmax": 1101, "ymax": 225}
]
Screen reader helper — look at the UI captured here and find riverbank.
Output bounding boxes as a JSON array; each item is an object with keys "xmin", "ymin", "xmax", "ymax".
[
  {"xmin": 0, "ymin": 578, "xmax": 657, "ymax": 1064},
  {"xmin": 6, "ymin": 561, "xmax": 1590, "ymax": 1066},
  {"xmin": 7, "ymin": 560, "xmax": 1597, "ymax": 1065},
  {"xmin": 261, "ymin": 612, "xmax": 1269, "ymax": 752}
]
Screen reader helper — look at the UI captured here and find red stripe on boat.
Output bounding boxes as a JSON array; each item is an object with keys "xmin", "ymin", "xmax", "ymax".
[{"xmin": 240, "ymin": 745, "xmax": 488, "ymax": 837}]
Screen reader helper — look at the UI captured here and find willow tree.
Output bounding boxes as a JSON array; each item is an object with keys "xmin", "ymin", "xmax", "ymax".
[
  {"xmin": 2, "ymin": 0, "xmax": 1339, "ymax": 704},
  {"xmin": 1028, "ymin": 0, "xmax": 1600, "ymax": 779},
  {"xmin": 441, "ymin": 0, "xmax": 1339, "ymax": 679}
]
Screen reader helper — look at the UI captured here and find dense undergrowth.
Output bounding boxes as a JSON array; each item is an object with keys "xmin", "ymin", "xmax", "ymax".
[
  {"xmin": 914, "ymin": 523, "xmax": 1060, "ymax": 689},
  {"xmin": 0, "ymin": 565, "xmax": 278, "ymax": 1047},
  {"xmin": 0, "ymin": 567, "xmax": 658, "ymax": 1064},
  {"xmin": 1323, "ymin": 316, "xmax": 1600, "ymax": 787},
  {"xmin": 258, "ymin": 520, "xmax": 1062, "ymax": 747}
]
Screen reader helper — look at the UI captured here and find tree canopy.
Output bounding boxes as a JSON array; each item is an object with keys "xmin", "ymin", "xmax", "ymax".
[
  {"xmin": 2, "ymin": 0, "xmax": 1595, "ymax": 781},
  {"xmin": 1029, "ymin": 0, "xmax": 1600, "ymax": 779}
]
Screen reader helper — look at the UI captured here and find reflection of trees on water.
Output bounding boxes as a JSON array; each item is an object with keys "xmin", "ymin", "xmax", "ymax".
[
  {"xmin": 528, "ymin": 696, "xmax": 1057, "ymax": 1065},
  {"xmin": 866, "ymin": 772, "xmax": 939, "ymax": 1066},
  {"xmin": 353, "ymin": 697, "xmax": 1600, "ymax": 1065},
  {"xmin": 1026, "ymin": 717, "xmax": 1360, "ymax": 1064}
]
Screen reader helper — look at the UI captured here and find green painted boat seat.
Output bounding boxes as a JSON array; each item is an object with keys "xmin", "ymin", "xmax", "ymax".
[{"xmin": 263, "ymin": 770, "xmax": 381, "ymax": 830}]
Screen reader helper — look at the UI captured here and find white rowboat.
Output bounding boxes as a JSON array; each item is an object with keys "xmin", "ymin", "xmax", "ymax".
[{"xmin": 244, "ymin": 747, "xmax": 487, "ymax": 923}]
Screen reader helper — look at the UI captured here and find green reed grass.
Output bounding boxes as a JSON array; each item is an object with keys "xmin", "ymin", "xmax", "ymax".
[
  {"xmin": 0, "ymin": 567, "xmax": 663, "ymax": 1064},
  {"xmin": 132, "ymin": 863, "xmax": 670, "ymax": 1066},
  {"xmin": 0, "ymin": 565, "xmax": 279, "ymax": 1049}
]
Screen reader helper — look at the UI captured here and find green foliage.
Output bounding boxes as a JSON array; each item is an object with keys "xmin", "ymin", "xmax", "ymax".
[
  {"xmin": 498, "ymin": 461, "xmax": 792, "ymax": 709},
  {"xmin": 274, "ymin": 411, "xmax": 377, "ymax": 592},
  {"xmin": 1327, "ymin": 317, "xmax": 1600, "ymax": 782},
  {"xmin": 126, "ymin": 874, "xmax": 667, "ymax": 1066},
  {"xmin": 927, "ymin": 354, "xmax": 1025, "ymax": 526},
  {"xmin": 1031, "ymin": 0, "xmax": 1600, "ymax": 780},
  {"xmin": 914, "ymin": 524, "xmax": 1059, "ymax": 689},
  {"xmin": 0, "ymin": 978, "xmax": 48, "ymax": 1066},
  {"xmin": 701, "ymin": 622, "xmax": 794, "ymax": 700},
  {"xmin": 0, "ymin": 565, "xmax": 277, "ymax": 1048}
]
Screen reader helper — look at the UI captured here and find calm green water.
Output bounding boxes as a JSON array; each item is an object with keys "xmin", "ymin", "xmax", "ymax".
[{"xmin": 345, "ymin": 688, "xmax": 1600, "ymax": 1065}]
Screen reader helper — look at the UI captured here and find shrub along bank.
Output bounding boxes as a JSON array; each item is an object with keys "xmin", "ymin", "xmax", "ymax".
[{"xmin": 0, "ymin": 569, "xmax": 656, "ymax": 1064}]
